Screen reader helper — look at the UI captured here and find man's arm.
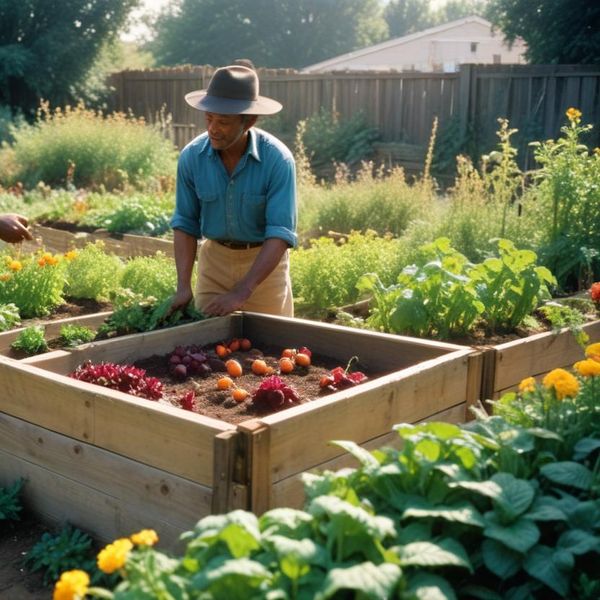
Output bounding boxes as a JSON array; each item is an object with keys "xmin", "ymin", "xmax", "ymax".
[
  {"xmin": 0, "ymin": 214, "xmax": 33, "ymax": 243},
  {"xmin": 171, "ymin": 229, "xmax": 198, "ymax": 309},
  {"xmin": 202, "ymin": 238, "xmax": 288, "ymax": 316}
]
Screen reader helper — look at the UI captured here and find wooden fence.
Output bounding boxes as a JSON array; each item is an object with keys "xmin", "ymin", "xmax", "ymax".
[{"xmin": 108, "ymin": 64, "xmax": 600, "ymax": 169}]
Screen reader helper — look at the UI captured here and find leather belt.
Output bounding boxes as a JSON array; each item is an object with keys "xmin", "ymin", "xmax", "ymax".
[{"xmin": 215, "ymin": 240, "xmax": 263, "ymax": 250}]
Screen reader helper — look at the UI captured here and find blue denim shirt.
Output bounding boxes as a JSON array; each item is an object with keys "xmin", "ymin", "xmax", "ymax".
[{"xmin": 170, "ymin": 128, "xmax": 297, "ymax": 247}]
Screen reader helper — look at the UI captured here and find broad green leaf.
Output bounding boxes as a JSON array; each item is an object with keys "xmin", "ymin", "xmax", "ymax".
[
  {"xmin": 525, "ymin": 427, "xmax": 563, "ymax": 442},
  {"xmin": 407, "ymin": 573, "xmax": 457, "ymax": 600},
  {"xmin": 525, "ymin": 496, "xmax": 568, "ymax": 522},
  {"xmin": 454, "ymin": 446, "xmax": 477, "ymax": 469},
  {"xmin": 259, "ymin": 508, "xmax": 313, "ymax": 538},
  {"xmin": 402, "ymin": 501, "xmax": 485, "ymax": 527},
  {"xmin": 423, "ymin": 422, "xmax": 462, "ymax": 440},
  {"xmin": 415, "ymin": 438, "xmax": 442, "ymax": 461},
  {"xmin": 459, "ymin": 585, "xmax": 503, "ymax": 600},
  {"xmin": 540, "ymin": 461, "xmax": 593, "ymax": 491},
  {"xmin": 330, "ymin": 440, "xmax": 379, "ymax": 468},
  {"xmin": 316, "ymin": 562, "xmax": 402, "ymax": 600},
  {"xmin": 448, "ymin": 479, "xmax": 502, "ymax": 500},
  {"xmin": 483, "ymin": 512, "xmax": 540, "ymax": 553},
  {"xmin": 557, "ymin": 529, "xmax": 600, "ymax": 555},
  {"xmin": 264, "ymin": 535, "xmax": 325, "ymax": 564},
  {"xmin": 191, "ymin": 557, "xmax": 272, "ymax": 598},
  {"xmin": 490, "ymin": 473, "xmax": 535, "ymax": 520},
  {"xmin": 481, "ymin": 539, "xmax": 521, "ymax": 579},
  {"xmin": 399, "ymin": 539, "xmax": 473, "ymax": 572},
  {"xmin": 573, "ymin": 437, "xmax": 600, "ymax": 461},
  {"xmin": 523, "ymin": 545, "xmax": 569, "ymax": 597}
]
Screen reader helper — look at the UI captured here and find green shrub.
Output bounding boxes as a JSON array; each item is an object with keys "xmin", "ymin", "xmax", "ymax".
[
  {"xmin": 0, "ymin": 251, "xmax": 67, "ymax": 318},
  {"xmin": 64, "ymin": 242, "xmax": 124, "ymax": 302},
  {"xmin": 0, "ymin": 479, "xmax": 24, "ymax": 521},
  {"xmin": 11, "ymin": 325, "xmax": 48, "ymax": 355},
  {"xmin": 291, "ymin": 231, "xmax": 407, "ymax": 318},
  {"xmin": 120, "ymin": 252, "xmax": 177, "ymax": 301},
  {"xmin": 96, "ymin": 194, "xmax": 173, "ymax": 235},
  {"xmin": 0, "ymin": 302, "xmax": 20, "ymax": 331},
  {"xmin": 0, "ymin": 102, "xmax": 178, "ymax": 190},
  {"xmin": 58, "ymin": 324, "xmax": 96, "ymax": 348}
]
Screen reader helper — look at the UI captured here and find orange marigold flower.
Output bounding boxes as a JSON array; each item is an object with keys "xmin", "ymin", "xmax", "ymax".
[
  {"xmin": 8, "ymin": 260, "xmax": 22, "ymax": 271},
  {"xmin": 542, "ymin": 368, "xmax": 579, "ymax": 400},
  {"xmin": 53, "ymin": 569, "xmax": 89, "ymax": 600},
  {"xmin": 591, "ymin": 282, "xmax": 600, "ymax": 302},
  {"xmin": 518, "ymin": 376, "xmax": 536, "ymax": 393},
  {"xmin": 566, "ymin": 107, "xmax": 582, "ymax": 122},
  {"xmin": 573, "ymin": 359, "xmax": 600, "ymax": 377},
  {"xmin": 585, "ymin": 343, "xmax": 600, "ymax": 363},
  {"xmin": 46, "ymin": 255, "xmax": 60, "ymax": 266},
  {"xmin": 64, "ymin": 250, "xmax": 78, "ymax": 261},
  {"xmin": 130, "ymin": 528, "xmax": 159, "ymax": 546},
  {"xmin": 0, "ymin": 273, "xmax": 10, "ymax": 282},
  {"xmin": 38, "ymin": 258, "xmax": 47, "ymax": 267},
  {"xmin": 97, "ymin": 538, "xmax": 133, "ymax": 574}
]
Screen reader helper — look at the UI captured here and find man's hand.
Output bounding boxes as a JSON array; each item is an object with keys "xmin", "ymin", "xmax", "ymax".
[
  {"xmin": 203, "ymin": 284, "xmax": 252, "ymax": 317},
  {"xmin": 0, "ymin": 214, "xmax": 33, "ymax": 243},
  {"xmin": 170, "ymin": 286, "xmax": 194, "ymax": 311}
]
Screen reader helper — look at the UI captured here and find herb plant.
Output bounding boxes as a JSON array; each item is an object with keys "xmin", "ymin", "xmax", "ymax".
[
  {"xmin": 59, "ymin": 324, "xmax": 96, "ymax": 348},
  {"xmin": 0, "ymin": 302, "xmax": 20, "ymax": 331},
  {"xmin": 120, "ymin": 252, "xmax": 178, "ymax": 301},
  {"xmin": 0, "ymin": 478, "xmax": 23, "ymax": 521},
  {"xmin": 98, "ymin": 194, "xmax": 172, "ymax": 235},
  {"xmin": 11, "ymin": 325, "xmax": 48, "ymax": 355}
]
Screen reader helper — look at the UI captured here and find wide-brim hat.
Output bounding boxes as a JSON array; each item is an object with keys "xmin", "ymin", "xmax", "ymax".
[{"xmin": 185, "ymin": 65, "xmax": 282, "ymax": 115}]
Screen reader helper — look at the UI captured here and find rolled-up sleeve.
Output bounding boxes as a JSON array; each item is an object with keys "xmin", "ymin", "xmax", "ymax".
[
  {"xmin": 265, "ymin": 155, "xmax": 298, "ymax": 248},
  {"xmin": 170, "ymin": 149, "xmax": 202, "ymax": 238}
]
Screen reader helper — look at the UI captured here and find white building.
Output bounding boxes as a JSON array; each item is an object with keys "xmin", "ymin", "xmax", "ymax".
[{"xmin": 302, "ymin": 16, "xmax": 527, "ymax": 73}]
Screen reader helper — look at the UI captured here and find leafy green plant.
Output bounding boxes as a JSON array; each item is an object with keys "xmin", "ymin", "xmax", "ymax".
[
  {"xmin": 0, "ymin": 478, "xmax": 24, "ymax": 521},
  {"xmin": 24, "ymin": 524, "xmax": 99, "ymax": 586},
  {"xmin": 0, "ymin": 302, "xmax": 21, "ymax": 331},
  {"xmin": 97, "ymin": 194, "xmax": 172, "ymax": 236},
  {"xmin": 64, "ymin": 242, "xmax": 124, "ymax": 302},
  {"xmin": 96, "ymin": 290, "xmax": 204, "ymax": 339},
  {"xmin": 11, "ymin": 325, "xmax": 48, "ymax": 355},
  {"xmin": 58, "ymin": 324, "xmax": 96, "ymax": 348},
  {"xmin": 0, "ymin": 251, "xmax": 67, "ymax": 318},
  {"xmin": 0, "ymin": 102, "xmax": 177, "ymax": 190},
  {"xmin": 120, "ymin": 252, "xmax": 178, "ymax": 302},
  {"xmin": 539, "ymin": 300, "xmax": 591, "ymax": 347}
]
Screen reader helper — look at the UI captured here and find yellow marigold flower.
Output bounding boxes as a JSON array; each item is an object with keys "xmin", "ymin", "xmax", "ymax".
[
  {"xmin": 38, "ymin": 258, "xmax": 47, "ymax": 267},
  {"xmin": 130, "ymin": 528, "xmax": 159, "ymax": 546},
  {"xmin": 585, "ymin": 343, "xmax": 600, "ymax": 363},
  {"xmin": 574, "ymin": 359, "xmax": 600, "ymax": 377},
  {"xmin": 42, "ymin": 252, "xmax": 53, "ymax": 260},
  {"xmin": 566, "ymin": 107, "xmax": 582, "ymax": 122},
  {"xmin": 0, "ymin": 273, "xmax": 10, "ymax": 282},
  {"xmin": 518, "ymin": 376, "xmax": 536, "ymax": 393},
  {"xmin": 64, "ymin": 250, "xmax": 78, "ymax": 261},
  {"xmin": 594, "ymin": 147, "xmax": 600, "ymax": 156},
  {"xmin": 97, "ymin": 538, "xmax": 133, "ymax": 574},
  {"xmin": 53, "ymin": 570, "xmax": 89, "ymax": 600},
  {"xmin": 46, "ymin": 255, "xmax": 60, "ymax": 266},
  {"xmin": 8, "ymin": 260, "xmax": 22, "ymax": 271},
  {"xmin": 542, "ymin": 368, "xmax": 579, "ymax": 400}
]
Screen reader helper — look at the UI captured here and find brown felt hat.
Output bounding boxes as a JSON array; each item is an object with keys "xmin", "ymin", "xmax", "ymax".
[{"xmin": 185, "ymin": 65, "xmax": 282, "ymax": 115}]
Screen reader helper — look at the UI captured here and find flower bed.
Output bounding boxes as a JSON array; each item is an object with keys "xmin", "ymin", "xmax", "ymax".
[{"xmin": 0, "ymin": 312, "xmax": 477, "ymax": 548}]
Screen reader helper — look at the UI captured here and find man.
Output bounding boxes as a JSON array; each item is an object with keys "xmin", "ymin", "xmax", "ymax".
[
  {"xmin": 0, "ymin": 213, "xmax": 33, "ymax": 243},
  {"xmin": 170, "ymin": 65, "xmax": 297, "ymax": 317}
]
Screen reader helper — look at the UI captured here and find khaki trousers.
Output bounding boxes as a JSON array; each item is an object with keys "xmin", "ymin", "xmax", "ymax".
[{"xmin": 195, "ymin": 240, "xmax": 294, "ymax": 317}]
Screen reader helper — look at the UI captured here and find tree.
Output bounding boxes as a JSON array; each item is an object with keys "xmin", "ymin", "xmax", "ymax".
[
  {"xmin": 487, "ymin": 0, "xmax": 600, "ymax": 64},
  {"xmin": 0, "ymin": 0, "xmax": 139, "ymax": 116},
  {"xmin": 435, "ymin": 0, "xmax": 488, "ymax": 23},
  {"xmin": 147, "ymin": 0, "xmax": 388, "ymax": 69},
  {"xmin": 384, "ymin": 0, "xmax": 435, "ymax": 38}
]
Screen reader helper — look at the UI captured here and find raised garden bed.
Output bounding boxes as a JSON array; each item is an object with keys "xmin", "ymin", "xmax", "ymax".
[
  {"xmin": 0, "ymin": 312, "xmax": 477, "ymax": 549},
  {"xmin": 22, "ymin": 224, "xmax": 173, "ymax": 258}
]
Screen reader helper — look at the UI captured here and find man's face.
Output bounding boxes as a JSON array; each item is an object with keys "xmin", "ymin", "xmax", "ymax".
[{"xmin": 204, "ymin": 112, "xmax": 248, "ymax": 151}]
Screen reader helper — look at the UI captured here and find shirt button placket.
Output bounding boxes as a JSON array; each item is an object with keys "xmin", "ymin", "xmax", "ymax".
[{"xmin": 225, "ymin": 179, "xmax": 235, "ymax": 239}]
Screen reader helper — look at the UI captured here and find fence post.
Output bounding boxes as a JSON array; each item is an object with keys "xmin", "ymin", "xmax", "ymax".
[{"xmin": 457, "ymin": 64, "xmax": 473, "ymax": 149}]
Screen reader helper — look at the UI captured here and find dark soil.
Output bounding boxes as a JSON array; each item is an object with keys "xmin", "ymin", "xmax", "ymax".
[
  {"xmin": 0, "ymin": 513, "xmax": 51, "ymax": 600},
  {"xmin": 134, "ymin": 344, "xmax": 379, "ymax": 425}
]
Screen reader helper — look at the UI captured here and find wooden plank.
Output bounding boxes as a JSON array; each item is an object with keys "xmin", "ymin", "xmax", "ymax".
[
  {"xmin": 493, "ymin": 320, "xmax": 600, "ymax": 392},
  {"xmin": 211, "ymin": 430, "xmax": 248, "ymax": 513},
  {"xmin": 237, "ymin": 420, "xmax": 272, "ymax": 515},
  {"xmin": 0, "ymin": 357, "xmax": 228, "ymax": 485},
  {"xmin": 0, "ymin": 311, "xmax": 112, "ymax": 356},
  {"xmin": 465, "ymin": 351, "xmax": 485, "ymax": 421},
  {"xmin": 270, "ymin": 402, "xmax": 467, "ymax": 510},
  {"xmin": 0, "ymin": 412, "xmax": 212, "ymax": 548},
  {"xmin": 263, "ymin": 350, "xmax": 472, "ymax": 482}
]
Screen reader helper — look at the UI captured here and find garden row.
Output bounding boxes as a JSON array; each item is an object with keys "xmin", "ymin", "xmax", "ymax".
[{"xmin": 1, "ymin": 305, "xmax": 598, "ymax": 551}]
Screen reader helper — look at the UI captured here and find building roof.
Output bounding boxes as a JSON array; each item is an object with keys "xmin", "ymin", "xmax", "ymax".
[{"xmin": 302, "ymin": 15, "xmax": 501, "ymax": 73}]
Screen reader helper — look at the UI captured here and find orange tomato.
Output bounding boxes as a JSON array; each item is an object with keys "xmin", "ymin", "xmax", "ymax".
[
  {"xmin": 217, "ymin": 376, "xmax": 234, "ymax": 390},
  {"xmin": 281, "ymin": 348, "xmax": 295, "ymax": 359},
  {"xmin": 251, "ymin": 359, "xmax": 269, "ymax": 375},
  {"xmin": 232, "ymin": 388, "xmax": 249, "ymax": 402},
  {"xmin": 216, "ymin": 344, "xmax": 230, "ymax": 358},
  {"xmin": 228, "ymin": 338, "xmax": 240, "ymax": 352},
  {"xmin": 279, "ymin": 357, "xmax": 294, "ymax": 374},
  {"xmin": 225, "ymin": 359, "xmax": 243, "ymax": 378},
  {"xmin": 295, "ymin": 352, "xmax": 311, "ymax": 367},
  {"xmin": 240, "ymin": 338, "xmax": 252, "ymax": 351}
]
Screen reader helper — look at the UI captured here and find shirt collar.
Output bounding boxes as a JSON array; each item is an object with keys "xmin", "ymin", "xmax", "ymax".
[{"xmin": 198, "ymin": 128, "xmax": 261, "ymax": 163}]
